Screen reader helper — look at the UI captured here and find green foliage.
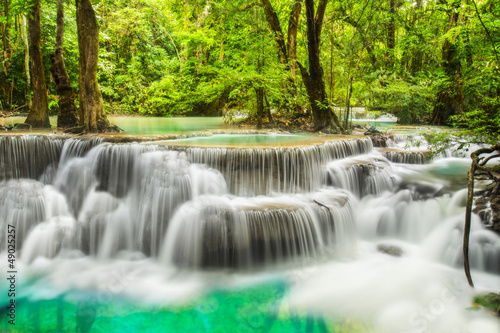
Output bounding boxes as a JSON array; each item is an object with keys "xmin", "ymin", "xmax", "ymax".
[
  {"xmin": 0, "ymin": 0, "xmax": 498, "ymax": 138},
  {"xmin": 450, "ymin": 107, "xmax": 500, "ymax": 140},
  {"xmin": 367, "ymin": 73, "xmax": 437, "ymax": 124},
  {"xmin": 473, "ymin": 293, "xmax": 500, "ymax": 314}
]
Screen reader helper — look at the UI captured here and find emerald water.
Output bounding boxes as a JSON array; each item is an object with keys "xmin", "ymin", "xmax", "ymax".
[
  {"xmin": 1, "ymin": 116, "xmax": 224, "ymax": 134},
  {"xmin": 164, "ymin": 134, "xmax": 324, "ymax": 147},
  {"xmin": 0, "ymin": 134, "xmax": 499, "ymax": 333},
  {"xmin": 1, "ymin": 280, "xmax": 338, "ymax": 333}
]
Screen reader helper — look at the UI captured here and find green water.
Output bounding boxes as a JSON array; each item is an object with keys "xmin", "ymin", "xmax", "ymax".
[
  {"xmin": 1, "ymin": 116, "xmax": 224, "ymax": 135},
  {"xmin": 0, "ymin": 281, "xmax": 346, "ymax": 333},
  {"xmin": 110, "ymin": 117, "xmax": 224, "ymax": 134},
  {"xmin": 167, "ymin": 134, "xmax": 319, "ymax": 147},
  {"xmin": 351, "ymin": 121, "xmax": 396, "ymax": 128}
]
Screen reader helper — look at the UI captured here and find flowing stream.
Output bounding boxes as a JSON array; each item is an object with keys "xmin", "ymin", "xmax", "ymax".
[{"xmin": 0, "ymin": 134, "xmax": 499, "ymax": 333}]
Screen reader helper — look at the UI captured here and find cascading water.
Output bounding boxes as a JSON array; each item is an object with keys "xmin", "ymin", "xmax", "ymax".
[{"xmin": 1, "ymin": 133, "xmax": 499, "ymax": 333}]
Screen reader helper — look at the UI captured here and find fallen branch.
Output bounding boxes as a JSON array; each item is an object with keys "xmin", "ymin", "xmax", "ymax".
[{"xmin": 464, "ymin": 144, "xmax": 500, "ymax": 287}]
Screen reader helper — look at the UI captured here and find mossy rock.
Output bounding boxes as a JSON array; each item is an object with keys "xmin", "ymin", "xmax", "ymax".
[{"xmin": 473, "ymin": 293, "xmax": 500, "ymax": 316}]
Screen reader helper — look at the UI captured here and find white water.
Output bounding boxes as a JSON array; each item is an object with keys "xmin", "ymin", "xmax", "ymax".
[{"xmin": 1, "ymin": 135, "xmax": 499, "ymax": 332}]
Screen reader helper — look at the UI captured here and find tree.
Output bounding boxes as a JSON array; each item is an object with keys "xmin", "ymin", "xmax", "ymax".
[
  {"xmin": 75, "ymin": 0, "xmax": 111, "ymax": 132},
  {"xmin": 464, "ymin": 144, "xmax": 500, "ymax": 287},
  {"xmin": 431, "ymin": 0, "xmax": 463, "ymax": 125},
  {"xmin": 259, "ymin": 0, "xmax": 302, "ymax": 111},
  {"xmin": 51, "ymin": 0, "xmax": 79, "ymax": 128},
  {"xmin": 25, "ymin": 0, "xmax": 50, "ymax": 128},
  {"xmin": 298, "ymin": 0, "xmax": 344, "ymax": 133}
]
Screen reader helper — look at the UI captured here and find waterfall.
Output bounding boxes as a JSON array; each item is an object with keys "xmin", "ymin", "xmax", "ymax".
[
  {"xmin": 161, "ymin": 189, "xmax": 356, "ymax": 269},
  {"xmin": 2, "ymin": 133, "xmax": 500, "ymax": 333},
  {"xmin": 0, "ymin": 135, "xmax": 65, "ymax": 182},
  {"xmin": 0, "ymin": 135, "xmax": 103, "ymax": 183},
  {"xmin": 325, "ymin": 153, "xmax": 398, "ymax": 197},
  {"xmin": 1, "ymin": 135, "xmax": 498, "ymax": 274},
  {"xmin": 0, "ymin": 136, "xmax": 373, "ymax": 267},
  {"xmin": 183, "ymin": 137, "xmax": 373, "ymax": 195},
  {"xmin": 380, "ymin": 149, "xmax": 428, "ymax": 164}
]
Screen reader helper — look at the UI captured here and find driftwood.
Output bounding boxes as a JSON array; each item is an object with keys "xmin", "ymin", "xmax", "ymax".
[{"xmin": 464, "ymin": 144, "xmax": 500, "ymax": 287}]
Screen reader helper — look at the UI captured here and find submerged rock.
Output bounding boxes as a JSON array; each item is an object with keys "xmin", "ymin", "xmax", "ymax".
[
  {"xmin": 377, "ymin": 244, "xmax": 403, "ymax": 257},
  {"xmin": 363, "ymin": 128, "xmax": 389, "ymax": 148},
  {"xmin": 474, "ymin": 181, "xmax": 500, "ymax": 233},
  {"xmin": 13, "ymin": 122, "xmax": 32, "ymax": 130},
  {"xmin": 364, "ymin": 126, "xmax": 381, "ymax": 135}
]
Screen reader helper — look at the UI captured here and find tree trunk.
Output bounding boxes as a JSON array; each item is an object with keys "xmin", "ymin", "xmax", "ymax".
[
  {"xmin": 260, "ymin": 0, "xmax": 300, "ymax": 111},
  {"xmin": 260, "ymin": 0, "xmax": 287, "ymax": 65},
  {"xmin": 299, "ymin": 0, "xmax": 344, "ymax": 133},
  {"xmin": 410, "ymin": 0, "xmax": 423, "ymax": 75},
  {"xmin": 431, "ymin": 1, "xmax": 463, "ymax": 125},
  {"xmin": 264, "ymin": 91, "xmax": 273, "ymax": 126},
  {"xmin": 2, "ymin": 0, "xmax": 11, "ymax": 77},
  {"xmin": 2, "ymin": 0, "xmax": 14, "ymax": 110},
  {"xmin": 21, "ymin": 16, "xmax": 32, "ymax": 109},
  {"xmin": 256, "ymin": 87, "xmax": 264, "ymax": 129},
  {"xmin": 387, "ymin": 0, "xmax": 396, "ymax": 68},
  {"xmin": 287, "ymin": 2, "xmax": 301, "ymax": 81},
  {"xmin": 76, "ymin": 0, "xmax": 111, "ymax": 132},
  {"xmin": 464, "ymin": 162, "xmax": 476, "ymax": 287},
  {"xmin": 345, "ymin": 77, "xmax": 354, "ymax": 129},
  {"xmin": 463, "ymin": 144, "xmax": 500, "ymax": 287},
  {"xmin": 51, "ymin": 0, "xmax": 79, "ymax": 128},
  {"xmin": 25, "ymin": 1, "xmax": 51, "ymax": 128},
  {"xmin": 387, "ymin": 0, "xmax": 395, "ymax": 49}
]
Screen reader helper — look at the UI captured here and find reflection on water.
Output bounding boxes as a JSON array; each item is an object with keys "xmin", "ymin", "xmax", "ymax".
[
  {"xmin": 1, "ymin": 116, "xmax": 224, "ymax": 134},
  {"xmin": 110, "ymin": 116, "xmax": 224, "ymax": 134}
]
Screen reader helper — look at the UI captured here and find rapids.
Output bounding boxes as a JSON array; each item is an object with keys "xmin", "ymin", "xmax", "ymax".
[{"xmin": 0, "ymin": 134, "xmax": 499, "ymax": 332}]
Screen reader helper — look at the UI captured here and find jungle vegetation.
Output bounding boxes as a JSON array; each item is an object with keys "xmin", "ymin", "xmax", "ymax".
[{"xmin": 0, "ymin": 0, "xmax": 499, "ymax": 134}]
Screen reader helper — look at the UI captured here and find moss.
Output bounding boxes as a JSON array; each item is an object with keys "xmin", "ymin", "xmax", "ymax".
[{"xmin": 473, "ymin": 293, "xmax": 500, "ymax": 316}]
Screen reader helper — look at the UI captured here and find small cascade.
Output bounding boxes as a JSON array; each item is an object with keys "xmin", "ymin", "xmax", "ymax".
[
  {"xmin": 0, "ymin": 135, "xmax": 65, "ymax": 182},
  {"xmin": 379, "ymin": 149, "xmax": 428, "ymax": 164},
  {"xmin": 21, "ymin": 216, "xmax": 76, "ymax": 263},
  {"xmin": 423, "ymin": 215, "xmax": 500, "ymax": 275},
  {"xmin": 25, "ymin": 147, "xmax": 228, "ymax": 259},
  {"xmin": 58, "ymin": 137, "xmax": 104, "ymax": 167},
  {"xmin": 132, "ymin": 151, "xmax": 227, "ymax": 256},
  {"xmin": 184, "ymin": 138, "xmax": 373, "ymax": 196},
  {"xmin": 357, "ymin": 189, "xmax": 465, "ymax": 242},
  {"xmin": 54, "ymin": 153, "xmax": 98, "ymax": 217},
  {"xmin": 161, "ymin": 189, "xmax": 356, "ymax": 269},
  {"xmin": 0, "ymin": 135, "xmax": 105, "ymax": 184},
  {"xmin": 0, "ymin": 180, "xmax": 70, "ymax": 251},
  {"xmin": 325, "ymin": 154, "xmax": 397, "ymax": 197},
  {"xmin": 0, "ymin": 180, "xmax": 47, "ymax": 250},
  {"xmin": 76, "ymin": 190, "xmax": 131, "ymax": 257},
  {"xmin": 92, "ymin": 143, "xmax": 160, "ymax": 197},
  {"xmin": 385, "ymin": 134, "xmax": 406, "ymax": 147}
]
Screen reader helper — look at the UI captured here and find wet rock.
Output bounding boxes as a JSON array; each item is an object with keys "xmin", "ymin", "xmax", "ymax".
[
  {"xmin": 13, "ymin": 123, "xmax": 32, "ymax": 130},
  {"xmin": 473, "ymin": 182, "xmax": 500, "ymax": 233},
  {"xmin": 398, "ymin": 181, "xmax": 444, "ymax": 200},
  {"xmin": 364, "ymin": 126, "xmax": 381, "ymax": 135},
  {"xmin": 377, "ymin": 244, "xmax": 403, "ymax": 257},
  {"xmin": 368, "ymin": 134, "xmax": 389, "ymax": 148},
  {"xmin": 473, "ymin": 293, "xmax": 500, "ymax": 316}
]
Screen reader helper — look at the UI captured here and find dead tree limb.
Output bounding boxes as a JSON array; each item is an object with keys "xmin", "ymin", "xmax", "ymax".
[{"xmin": 464, "ymin": 144, "xmax": 500, "ymax": 287}]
